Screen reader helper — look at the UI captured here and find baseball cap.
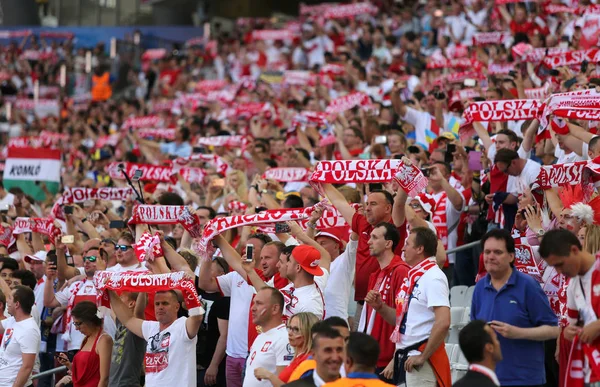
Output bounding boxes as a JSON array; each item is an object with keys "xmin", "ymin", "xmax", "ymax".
[
  {"xmin": 25, "ymin": 250, "xmax": 47, "ymax": 264},
  {"xmin": 439, "ymin": 132, "xmax": 458, "ymax": 141},
  {"xmin": 315, "ymin": 228, "xmax": 346, "ymax": 250},
  {"xmin": 291, "ymin": 245, "xmax": 323, "ymax": 276}
]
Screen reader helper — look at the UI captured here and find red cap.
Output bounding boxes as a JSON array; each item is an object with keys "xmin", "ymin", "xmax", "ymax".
[{"xmin": 291, "ymin": 245, "xmax": 323, "ymax": 276}]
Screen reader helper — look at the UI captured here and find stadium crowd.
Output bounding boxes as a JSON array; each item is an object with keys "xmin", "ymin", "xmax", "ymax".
[{"xmin": 2, "ymin": 0, "xmax": 600, "ymax": 387}]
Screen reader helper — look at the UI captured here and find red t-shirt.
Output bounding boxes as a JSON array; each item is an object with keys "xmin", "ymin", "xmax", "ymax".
[
  {"xmin": 510, "ymin": 20, "xmax": 535, "ymax": 35},
  {"xmin": 352, "ymin": 212, "xmax": 407, "ymax": 301},
  {"xmin": 363, "ymin": 255, "xmax": 410, "ymax": 368}
]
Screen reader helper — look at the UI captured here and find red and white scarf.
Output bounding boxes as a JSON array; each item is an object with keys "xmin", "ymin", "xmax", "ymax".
[
  {"xmin": 394, "ymin": 161, "xmax": 429, "ymax": 198},
  {"xmin": 390, "ymin": 258, "xmax": 437, "ymax": 343},
  {"xmin": 141, "ymin": 49, "xmax": 167, "ymax": 61},
  {"xmin": 195, "ymin": 79, "xmax": 229, "ymax": 92},
  {"xmin": 107, "ymin": 162, "xmax": 205, "ymax": 184},
  {"xmin": 263, "ymin": 168, "xmax": 310, "ymax": 182},
  {"xmin": 426, "ymin": 57, "xmax": 476, "ymax": 70},
  {"xmin": 61, "ymin": 187, "xmax": 133, "ymax": 204},
  {"xmin": 129, "ymin": 205, "xmax": 187, "ymax": 225},
  {"xmin": 172, "ymin": 154, "xmax": 230, "ymax": 176},
  {"xmin": 134, "ymin": 231, "xmax": 164, "ymax": 263},
  {"xmin": 196, "ymin": 135, "xmax": 245, "ymax": 148},
  {"xmin": 94, "ymin": 271, "xmax": 203, "ymax": 316},
  {"xmin": 137, "ymin": 128, "xmax": 176, "ymax": 141},
  {"xmin": 432, "ymin": 193, "xmax": 449, "ymax": 250},
  {"xmin": 252, "ymin": 30, "xmax": 298, "ymax": 41},
  {"xmin": 512, "ymin": 230, "xmax": 543, "ymax": 283},
  {"xmin": 542, "ymin": 49, "xmax": 600, "ymax": 68},
  {"xmin": 12, "ymin": 217, "xmax": 61, "ymax": 243},
  {"xmin": 62, "ymin": 280, "xmax": 88, "ymax": 342},
  {"xmin": 566, "ymin": 335, "xmax": 600, "ymax": 386},
  {"xmin": 325, "ymin": 92, "xmax": 370, "ymax": 114},
  {"xmin": 322, "ymin": 2, "xmax": 378, "ymax": 19},
  {"xmin": 472, "ymin": 32, "xmax": 509, "ymax": 46},
  {"xmin": 462, "ymin": 99, "xmax": 544, "ymax": 127},
  {"xmin": 122, "ymin": 115, "xmax": 162, "ymax": 129}
]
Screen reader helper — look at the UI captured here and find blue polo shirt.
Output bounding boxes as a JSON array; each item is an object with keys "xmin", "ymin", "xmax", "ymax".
[{"xmin": 470, "ymin": 269, "xmax": 558, "ymax": 386}]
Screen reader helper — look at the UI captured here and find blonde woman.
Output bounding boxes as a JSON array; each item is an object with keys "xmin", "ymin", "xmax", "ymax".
[
  {"xmin": 226, "ymin": 169, "xmax": 249, "ymax": 202},
  {"xmin": 253, "ymin": 312, "xmax": 320, "ymax": 386},
  {"xmin": 582, "ymin": 224, "xmax": 600, "ymax": 254}
]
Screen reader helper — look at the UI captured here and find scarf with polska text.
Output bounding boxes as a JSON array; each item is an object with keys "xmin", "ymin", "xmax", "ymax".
[
  {"xmin": 94, "ymin": 271, "xmax": 204, "ymax": 316},
  {"xmin": 461, "ymin": 99, "xmax": 544, "ymax": 128},
  {"xmin": 390, "ymin": 257, "xmax": 438, "ymax": 343},
  {"xmin": 565, "ymin": 336, "xmax": 600, "ymax": 387},
  {"xmin": 263, "ymin": 167, "xmax": 310, "ymax": 182},
  {"xmin": 196, "ymin": 201, "xmax": 342, "ymax": 258},
  {"xmin": 61, "ymin": 187, "xmax": 134, "ymax": 204},
  {"xmin": 106, "ymin": 162, "xmax": 206, "ymax": 184},
  {"xmin": 128, "ymin": 205, "xmax": 203, "ymax": 238},
  {"xmin": 472, "ymin": 32, "xmax": 509, "ymax": 46},
  {"xmin": 172, "ymin": 153, "xmax": 230, "ymax": 177},
  {"xmin": 534, "ymin": 157, "xmax": 600, "ymax": 191},
  {"xmin": 137, "ymin": 128, "xmax": 176, "ymax": 141},
  {"xmin": 196, "ymin": 135, "xmax": 245, "ymax": 148},
  {"xmin": 322, "ymin": 2, "xmax": 378, "ymax": 19},
  {"xmin": 121, "ymin": 115, "xmax": 162, "ymax": 129},
  {"xmin": 325, "ymin": 92, "xmax": 371, "ymax": 114}
]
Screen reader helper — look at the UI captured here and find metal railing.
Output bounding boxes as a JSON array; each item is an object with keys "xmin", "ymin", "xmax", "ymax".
[
  {"xmin": 445, "ymin": 240, "xmax": 479, "ymax": 255},
  {"xmin": 32, "ymin": 366, "xmax": 67, "ymax": 380}
]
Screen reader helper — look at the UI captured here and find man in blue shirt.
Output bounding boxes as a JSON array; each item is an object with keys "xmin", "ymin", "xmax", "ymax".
[
  {"xmin": 471, "ymin": 229, "xmax": 559, "ymax": 387},
  {"xmin": 133, "ymin": 126, "xmax": 193, "ymax": 158}
]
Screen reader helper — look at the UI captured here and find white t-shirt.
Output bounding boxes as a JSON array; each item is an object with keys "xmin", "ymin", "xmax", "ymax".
[
  {"xmin": 0, "ymin": 317, "xmax": 41, "ymax": 386},
  {"xmin": 55, "ymin": 279, "xmax": 97, "ymax": 351},
  {"xmin": 397, "ymin": 260, "xmax": 450, "ymax": 352},
  {"xmin": 216, "ymin": 271, "xmax": 255, "ymax": 358},
  {"xmin": 33, "ymin": 276, "xmax": 46, "ymax": 322},
  {"xmin": 106, "ymin": 263, "xmax": 148, "ymax": 272},
  {"xmin": 325, "ymin": 241, "xmax": 357, "ymax": 319},
  {"xmin": 430, "ymin": 191, "xmax": 463, "ymax": 264},
  {"xmin": 280, "ymin": 269, "xmax": 329, "ymax": 319},
  {"xmin": 244, "ymin": 324, "xmax": 292, "ymax": 387},
  {"xmin": 141, "ymin": 317, "xmax": 197, "ymax": 387},
  {"xmin": 555, "ymin": 146, "xmax": 585, "ymax": 164},
  {"xmin": 508, "ymin": 159, "xmax": 542, "ymax": 195},
  {"xmin": 0, "ymin": 192, "xmax": 14, "ymax": 209}
]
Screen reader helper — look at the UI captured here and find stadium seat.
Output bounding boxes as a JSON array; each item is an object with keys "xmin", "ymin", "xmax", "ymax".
[
  {"xmin": 450, "ymin": 285, "xmax": 468, "ymax": 307},
  {"xmin": 465, "ymin": 285, "xmax": 476, "ymax": 306},
  {"xmin": 447, "ymin": 306, "xmax": 466, "ymax": 344}
]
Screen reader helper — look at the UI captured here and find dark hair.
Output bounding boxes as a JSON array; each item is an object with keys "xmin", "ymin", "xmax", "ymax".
[
  {"xmin": 496, "ymin": 129, "xmax": 519, "ymax": 145},
  {"xmin": 410, "ymin": 227, "xmax": 438, "ymax": 257},
  {"xmin": 196, "ymin": 206, "xmax": 217, "ymax": 220},
  {"xmin": 71, "ymin": 301, "xmax": 103, "ymax": 327},
  {"xmin": 260, "ymin": 286, "xmax": 284, "ymax": 313},
  {"xmin": 247, "ymin": 233, "xmax": 272, "ymax": 247},
  {"xmin": 432, "ymin": 161, "xmax": 452, "ymax": 176},
  {"xmin": 311, "ymin": 324, "xmax": 343, "ymax": 349},
  {"xmin": 264, "ymin": 241, "xmax": 286, "ymax": 256},
  {"xmin": 179, "ymin": 127, "xmax": 191, "ymax": 141},
  {"xmin": 494, "ymin": 148, "xmax": 519, "ymax": 165},
  {"xmin": 459, "ymin": 320, "xmax": 494, "ymax": 363},
  {"xmin": 369, "ymin": 189, "xmax": 395, "ymax": 206},
  {"xmin": 282, "ymin": 245, "xmax": 295, "ymax": 262},
  {"xmin": 164, "ymin": 236, "xmax": 177, "ymax": 250},
  {"xmin": 283, "ymin": 195, "xmax": 304, "ymax": 209},
  {"xmin": 155, "ymin": 289, "xmax": 179, "ymax": 302},
  {"xmin": 323, "ymin": 316, "xmax": 350, "ymax": 330},
  {"xmin": 158, "ymin": 192, "xmax": 184, "ymax": 206},
  {"xmin": 12, "ymin": 285, "xmax": 35, "ymax": 314},
  {"xmin": 0, "ymin": 290, "xmax": 5, "ymax": 308},
  {"xmin": 374, "ymin": 222, "xmax": 402, "ymax": 251},
  {"xmin": 0, "ymin": 257, "xmax": 18, "ymax": 272},
  {"xmin": 213, "ymin": 257, "xmax": 229, "ymax": 273},
  {"xmin": 481, "ymin": 228, "xmax": 515, "ymax": 254},
  {"xmin": 11, "ymin": 270, "xmax": 37, "ymax": 290},
  {"xmin": 346, "ymin": 332, "xmax": 380, "ymax": 371},
  {"xmin": 539, "ymin": 229, "xmax": 581, "ymax": 259}
]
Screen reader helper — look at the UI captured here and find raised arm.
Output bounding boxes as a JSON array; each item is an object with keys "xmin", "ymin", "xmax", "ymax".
[
  {"xmin": 214, "ymin": 235, "xmax": 249, "ymax": 282},
  {"xmin": 473, "ymin": 121, "xmax": 492, "ymax": 150},
  {"xmin": 521, "ymin": 118, "xmax": 539, "ymax": 154},
  {"xmin": 322, "ymin": 183, "xmax": 357, "ymax": 225},
  {"xmin": 109, "ymin": 290, "xmax": 144, "ymax": 338},
  {"xmin": 393, "ymin": 178, "xmax": 409, "ymax": 227}
]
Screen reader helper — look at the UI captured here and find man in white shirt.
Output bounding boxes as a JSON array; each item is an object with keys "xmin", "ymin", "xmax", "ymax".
[
  {"xmin": 370, "ymin": 227, "xmax": 451, "ymax": 386},
  {"xmin": 454, "ymin": 320, "xmax": 503, "ymax": 387},
  {"xmin": 24, "ymin": 251, "xmax": 47, "ymax": 321},
  {"xmin": 0, "ymin": 286, "xmax": 41, "ymax": 387},
  {"xmin": 107, "ymin": 232, "xmax": 147, "ymax": 273},
  {"xmin": 245, "ymin": 287, "xmax": 291, "ymax": 387},
  {"xmin": 494, "ymin": 148, "xmax": 542, "ymax": 195},
  {"xmin": 315, "ymin": 230, "xmax": 357, "ymax": 320},
  {"xmin": 109, "ymin": 288, "xmax": 203, "ymax": 387},
  {"xmin": 0, "ymin": 182, "xmax": 15, "ymax": 210}
]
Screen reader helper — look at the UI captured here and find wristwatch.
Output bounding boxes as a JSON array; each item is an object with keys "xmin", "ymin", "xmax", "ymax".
[
  {"xmin": 536, "ymin": 229, "xmax": 545, "ymax": 238},
  {"xmin": 260, "ymin": 189, "xmax": 268, "ymax": 195}
]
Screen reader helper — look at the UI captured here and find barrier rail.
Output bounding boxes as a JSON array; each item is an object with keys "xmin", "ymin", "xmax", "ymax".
[
  {"xmin": 445, "ymin": 240, "xmax": 480, "ymax": 255},
  {"xmin": 32, "ymin": 365, "xmax": 67, "ymax": 380}
]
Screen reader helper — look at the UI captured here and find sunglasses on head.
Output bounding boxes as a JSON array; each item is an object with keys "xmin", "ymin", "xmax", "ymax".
[
  {"xmin": 115, "ymin": 245, "xmax": 132, "ymax": 252},
  {"xmin": 83, "ymin": 256, "xmax": 98, "ymax": 263}
]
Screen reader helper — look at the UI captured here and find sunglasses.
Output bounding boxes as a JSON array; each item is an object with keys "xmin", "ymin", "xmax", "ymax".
[
  {"xmin": 83, "ymin": 256, "xmax": 98, "ymax": 263},
  {"xmin": 115, "ymin": 245, "xmax": 132, "ymax": 252}
]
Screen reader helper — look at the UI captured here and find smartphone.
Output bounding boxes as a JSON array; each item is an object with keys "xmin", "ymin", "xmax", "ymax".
[
  {"xmin": 63, "ymin": 205, "xmax": 74, "ymax": 215},
  {"xmin": 421, "ymin": 168, "xmax": 430, "ymax": 177},
  {"xmin": 464, "ymin": 78, "xmax": 476, "ymax": 87},
  {"xmin": 275, "ymin": 223, "xmax": 291, "ymax": 234},
  {"xmin": 374, "ymin": 135, "xmax": 387, "ymax": 145},
  {"xmin": 109, "ymin": 220, "xmax": 127, "ymax": 229},
  {"xmin": 132, "ymin": 169, "xmax": 143, "ymax": 182},
  {"xmin": 435, "ymin": 91, "xmax": 446, "ymax": 100},
  {"xmin": 445, "ymin": 144, "xmax": 456, "ymax": 163},
  {"xmin": 582, "ymin": 60, "xmax": 589, "ymax": 74},
  {"xmin": 47, "ymin": 251, "xmax": 57, "ymax": 266},
  {"xmin": 549, "ymin": 69, "xmax": 560, "ymax": 77},
  {"xmin": 61, "ymin": 235, "xmax": 74, "ymax": 244},
  {"xmin": 564, "ymin": 77, "xmax": 578, "ymax": 89},
  {"xmin": 245, "ymin": 244, "xmax": 254, "ymax": 263},
  {"xmin": 255, "ymin": 206, "xmax": 267, "ymax": 213},
  {"xmin": 213, "ymin": 178, "xmax": 225, "ymax": 187}
]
